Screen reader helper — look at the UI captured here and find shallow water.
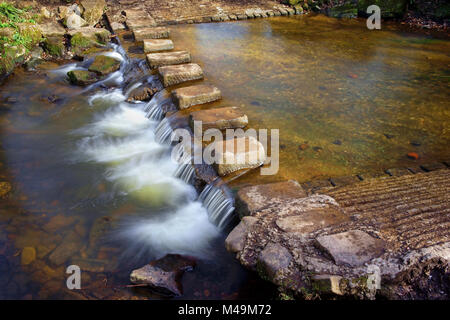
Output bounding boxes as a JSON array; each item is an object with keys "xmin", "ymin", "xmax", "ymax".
[
  {"xmin": 0, "ymin": 14, "xmax": 449, "ymax": 300},
  {"xmin": 169, "ymin": 14, "xmax": 450, "ymax": 186}
]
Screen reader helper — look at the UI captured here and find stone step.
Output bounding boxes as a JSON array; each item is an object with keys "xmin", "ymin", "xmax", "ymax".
[
  {"xmin": 209, "ymin": 136, "xmax": 266, "ymax": 176},
  {"xmin": 158, "ymin": 63, "xmax": 204, "ymax": 87},
  {"xmin": 172, "ymin": 84, "xmax": 221, "ymax": 109},
  {"xmin": 146, "ymin": 51, "xmax": 191, "ymax": 69},
  {"xmin": 144, "ymin": 39, "xmax": 174, "ymax": 53},
  {"xmin": 189, "ymin": 106, "xmax": 248, "ymax": 131},
  {"xmin": 133, "ymin": 27, "xmax": 170, "ymax": 42},
  {"xmin": 124, "ymin": 9, "xmax": 157, "ymax": 30}
]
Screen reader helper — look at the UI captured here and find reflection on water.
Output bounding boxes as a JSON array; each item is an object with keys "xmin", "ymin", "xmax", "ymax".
[{"xmin": 170, "ymin": 14, "xmax": 450, "ymax": 185}]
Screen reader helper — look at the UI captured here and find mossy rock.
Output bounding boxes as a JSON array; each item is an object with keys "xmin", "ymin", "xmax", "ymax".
[
  {"xmin": 42, "ymin": 36, "xmax": 65, "ymax": 57},
  {"xmin": 88, "ymin": 55, "xmax": 120, "ymax": 75},
  {"xmin": 357, "ymin": 0, "xmax": 407, "ymax": 18},
  {"xmin": 17, "ymin": 23, "xmax": 43, "ymax": 50},
  {"xmin": 70, "ymin": 28, "xmax": 110, "ymax": 56},
  {"xmin": 0, "ymin": 44, "xmax": 27, "ymax": 76},
  {"xmin": 67, "ymin": 69, "xmax": 99, "ymax": 86},
  {"xmin": 329, "ymin": 3, "xmax": 358, "ymax": 18}
]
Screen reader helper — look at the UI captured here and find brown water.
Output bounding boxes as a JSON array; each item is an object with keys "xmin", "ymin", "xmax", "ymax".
[
  {"xmin": 0, "ymin": 14, "xmax": 449, "ymax": 300},
  {"xmin": 169, "ymin": 14, "xmax": 450, "ymax": 186}
]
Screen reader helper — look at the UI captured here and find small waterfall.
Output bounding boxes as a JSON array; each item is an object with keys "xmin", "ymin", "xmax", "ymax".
[
  {"xmin": 174, "ymin": 164, "xmax": 195, "ymax": 184},
  {"xmin": 199, "ymin": 184, "xmax": 236, "ymax": 230},
  {"xmin": 155, "ymin": 118, "xmax": 173, "ymax": 145},
  {"xmin": 144, "ymin": 90, "xmax": 170, "ymax": 121}
]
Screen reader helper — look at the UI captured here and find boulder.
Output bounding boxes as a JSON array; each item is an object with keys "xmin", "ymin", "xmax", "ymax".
[
  {"xmin": 225, "ymin": 216, "xmax": 258, "ymax": 253},
  {"xmin": 88, "ymin": 55, "xmax": 121, "ymax": 75},
  {"xmin": 67, "ymin": 70, "xmax": 99, "ymax": 86},
  {"xmin": 130, "ymin": 254, "xmax": 196, "ymax": 296},
  {"xmin": 257, "ymin": 242, "xmax": 292, "ymax": 282},
  {"xmin": 209, "ymin": 136, "xmax": 266, "ymax": 176},
  {"xmin": 80, "ymin": 0, "xmax": 106, "ymax": 26},
  {"xmin": 236, "ymin": 180, "xmax": 307, "ymax": 217},
  {"xmin": 69, "ymin": 27, "xmax": 110, "ymax": 56},
  {"xmin": 65, "ymin": 12, "xmax": 88, "ymax": 29},
  {"xmin": 158, "ymin": 63, "xmax": 203, "ymax": 87},
  {"xmin": 172, "ymin": 84, "xmax": 221, "ymax": 109},
  {"xmin": 189, "ymin": 106, "xmax": 248, "ymax": 131},
  {"xmin": 144, "ymin": 39, "xmax": 174, "ymax": 53},
  {"xmin": 133, "ymin": 27, "xmax": 170, "ymax": 42},
  {"xmin": 146, "ymin": 51, "xmax": 191, "ymax": 69},
  {"xmin": 42, "ymin": 36, "xmax": 65, "ymax": 57},
  {"xmin": 38, "ymin": 22, "xmax": 66, "ymax": 38}
]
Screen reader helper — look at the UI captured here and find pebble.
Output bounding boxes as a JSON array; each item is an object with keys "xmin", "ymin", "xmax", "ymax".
[
  {"xmin": 407, "ymin": 152, "xmax": 419, "ymax": 160},
  {"xmin": 21, "ymin": 247, "xmax": 36, "ymax": 265},
  {"xmin": 298, "ymin": 143, "xmax": 309, "ymax": 151}
]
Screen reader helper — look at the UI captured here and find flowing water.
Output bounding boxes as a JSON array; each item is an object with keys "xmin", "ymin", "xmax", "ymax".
[{"xmin": 0, "ymin": 14, "xmax": 449, "ymax": 299}]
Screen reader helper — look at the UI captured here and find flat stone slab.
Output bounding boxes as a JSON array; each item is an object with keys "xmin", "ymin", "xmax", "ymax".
[
  {"xmin": 225, "ymin": 216, "xmax": 257, "ymax": 253},
  {"xmin": 236, "ymin": 180, "xmax": 307, "ymax": 217},
  {"xmin": 209, "ymin": 136, "xmax": 266, "ymax": 176},
  {"xmin": 146, "ymin": 51, "xmax": 191, "ymax": 69},
  {"xmin": 144, "ymin": 39, "xmax": 174, "ymax": 53},
  {"xmin": 172, "ymin": 84, "xmax": 221, "ymax": 109},
  {"xmin": 315, "ymin": 230, "xmax": 385, "ymax": 267},
  {"xmin": 133, "ymin": 27, "xmax": 170, "ymax": 42},
  {"xmin": 125, "ymin": 9, "xmax": 157, "ymax": 29},
  {"xmin": 158, "ymin": 63, "xmax": 204, "ymax": 87},
  {"xmin": 189, "ymin": 106, "xmax": 248, "ymax": 131}
]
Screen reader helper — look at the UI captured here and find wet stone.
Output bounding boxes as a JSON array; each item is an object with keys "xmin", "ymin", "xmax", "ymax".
[
  {"xmin": 189, "ymin": 106, "xmax": 248, "ymax": 131},
  {"xmin": 133, "ymin": 27, "xmax": 170, "ymax": 42},
  {"xmin": 21, "ymin": 247, "xmax": 36, "ymax": 265},
  {"xmin": 420, "ymin": 162, "xmax": 447, "ymax": 172},
  {"xmin": 146, "ymin": 51, "xmax": 191, "ymax": 69},
  {"xmin": 0, "ymin": 181, "xmax": 12, "ymax": 197},
  {"xmin": 130, "ymin": 254, "xmax": 196, "ymax": 296},
  {"xmin": 67, "ymin": 70, "xmax": 99, "ymax": 86},
  {"xmin": 158, "ymin": 63, "xmax": 204, "ymax": 87},
  {"xmin": 225, "ymin": 216, "xmax": 258, "ymax": 253},
  {"xmin": 48, "ymin": 231, "xmax": 83, "ymax": 266},
  {"xmin": 315, "ymin": 230, "xmax": 385, "ymax": 267},
  {"xmin": 126, "ymin": 83, "xmax": 160, "ymax": 102},
  {"xmin": 257, "ymin": 242, "xmax": 292, "ymax": 281},
  {"xmin": 301, "ymin": 179, "xmax": 333, "ymax": 194},
  {"xmin": 71, "ymin": 258, "xmax": 117, "ymax": 273},
  {"xmin": 143, "ymin": 39, "xmax": 174, "ymax": 53},
  {"xmin": 329, "ymin": 176, "xmax": 361, "ymax": 187},
  {"xmin": 236, "ymin": 180, "xmax": 307, "ymax": 217},
  {"xmin": 172, "ymin": 84, "xmax": 221, "ymax": 109},
  {"xmin": 88, "ymin": 55, "xmax": 121, "ymax": 76},
  {"xmin": 385, "ymin": 167, "xmax": 412, "ymax": 177}
]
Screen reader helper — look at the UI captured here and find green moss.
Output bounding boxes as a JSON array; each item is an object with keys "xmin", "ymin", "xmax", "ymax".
[
  {"xmin": 43, "ymin": 36, "xmax": 64, "ymax": 57},
  {"xmin": 67, "ymin": 69, "xmax": 98, "ymax": 86},
  {"xmin": 88, "ymin": 55, "xmax": 120, "ymax": 75},
  {"xmin": 329, "ymin": 3, "xmax": 358, "ymax": 18}
]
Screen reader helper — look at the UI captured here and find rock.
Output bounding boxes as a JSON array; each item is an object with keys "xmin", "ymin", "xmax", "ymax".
[
  {"xmin": 87, "ymin": 216, "xmax": 113, "ymax": 256},
  {"xmin": 71, "ymin": 258, "xmax": 117, "ymax": 273},
  {"xmin": 48, "ymin": 231, "xmax": 83, "ymax": 266},
  {"xmin": 69, "ymin": 27, "xmax": 110, "ymax": 56},
  {"xmin": 130, "ymin": 254, "xmax": 196, "ymax": 296},
  {"xmin": 189, "ymin": 106, "xmax": 248, "ymax": 131},
  {"xmin": 329, "ymin": 175, "xmax": 361, "ymax": 187},
  {"xmin": 236, "ymin": 180, "xmax": 307, "ymax": 217},
  {"xmin": 42, "ymin": 215, "xmax": 77, "ymax": 233},
  {"xmin": 143, "ymin": 39, "xmax": 174, "ymax": 53},
  {"xmin": 80, "ymin": 0, "xmax": 106, "ymax": 26},
  {"xmin": 407, "ymin": 152, "xmax": 419, "ymax": 160},
  {"xmin": 327, "ymin": 3, "xmax": 358, "ymax": 18},
  {"xmin": 158, "ymin": 63, "xmax": 203, "ymax": 87},
  {"xmin": 110, "ymin": 21, "xmax": 125, "ymax": 32},
  {"xmin": 172, "ymin": 85, "xmax": 221, "ymax": 109},
  {"xmin": 67, "ymin": 70, "xmax": 99, "ymax": 86},
  {"xmin": 42, "ymin": 36, "xmax": 65, "ymax": 57},
  {"xmin": 315, "ymin": 230, "xmax": 385, "ymax": 267},
  {"xmin": 209, "ymin": 136, "xmax": 266, "ymax": 176},
  {"xmin": 65, "ymin": 13, "xmax": 88, "ymax": 29},
  {"xmin": 40, "ymin": 7, "xmax": 52, "ymax": 19},
  {"xmin": 38, "ymin": 22, "xmax": 66, "ymax": 38},
  {"xmin": 88, "ymin": 55, "xmax": 121, "ymax": 75},
  {"xmin": 146, "ymin": 51, "xmax": 191, "ymax": 69},
  {"xmin": 225, "ymin": 216, "xmax": 258, "ymax": 253},
  {"xmin": 124, "ymin": 9, "xmax": 157, "ymax": 30},
  {"xmin": 25, "ymin": 47, "xmax": 44, "ymax": 70},
  {"xmin": 421, "ymin": 162, "xmax": 447, "ymax": 172},
  {"xmin": 133, "ymin": 27, "xmax": 170, "ymax": 42},
  {"xmin": 257, "ymin": 242, "xmax": 292, "ymax": 281},
  {"xmin": 0, "ymin": 182, "xmax": 12, "ymax": 198},
  {"xmin": 21, "ymin": 247, "xmax": 36, "ymax": 265},
  {"xmin": 357, "ymin": 0, "xmax": 407, "ymax": 18},
  {"xmin": 126, "ymin": 83, "xmax": 159, "ymax": 102},
  {"xmin": 311, "ymin": 275, "xmax": 343, "ymax": 296}
]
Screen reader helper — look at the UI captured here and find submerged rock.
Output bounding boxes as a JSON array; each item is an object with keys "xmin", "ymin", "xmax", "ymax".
[
  {"xmin": 21, "ymin": 247, "xmax": 36, "ymax": 265},
  {"xmin": 130, "ymin": 254, "xmax": 196, "ymax": 296},
  {"xmin": 48, "ymin": 231, "xmax": 83, "ymax": 266},
  {"xmin": 88, "ymin": 55, "xmax": 121, "ymax": 75},
  {"xmin": 67, "ymin": 70, "xmax": 99, "ymax": 86},
  {"xmin": 0, "ymin": 182, "xmax": 12, "ymax": 198}
]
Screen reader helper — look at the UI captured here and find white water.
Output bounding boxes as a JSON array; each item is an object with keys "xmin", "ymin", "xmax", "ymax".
[{"xmin": 72, "ymin": 45, "xmax": 223, "ymax": 258}]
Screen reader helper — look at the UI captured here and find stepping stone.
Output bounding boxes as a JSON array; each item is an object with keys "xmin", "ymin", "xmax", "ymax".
[
  {"xmin": 146, "ymin": 51, "xmax": 191, "ymax": 69},
  {"xmin": 315, "ymin": 230, "xmax": 385, "ymax": 267},
  {"xmin": 158, "ymin": 63, "xmax": 203, "ymax": 87},
  {"xmin": 133, "ymin": 27, "xmax": 170, "ymax": 42},
  {"xmin": 172, "ymin": 85, "xmax": 221, "ymax": 109},
  {"xmin": 144, "ymin": 39, "xmax": 174, "ymax": 53},
  {"xmin": 209, "ymin": 136, "xmax": 266, "ymax": 176},
  {"xmin": 125, "ymin": 9, "xmax": 157, "ymax": 29},
  {"xmin": 189, "ymin": 106, "xmax": 248, "ymax": 131}
]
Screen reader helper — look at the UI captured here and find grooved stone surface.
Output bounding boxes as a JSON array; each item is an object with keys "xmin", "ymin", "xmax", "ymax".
[
  {"xmin": 144, "ymin": 39, "xmax": 174, "ymax": 53},
  {"xmin": 189, "ymin": 106, "xmax": 248, "ymax": 131},
  {"xmin": 146, "ymin": 51, "xmax": 191, "ymax": 68},
  {"xmin": 158, "ymin": 63, "xmax": 204, "ymax": 87},
  {"xmin": 172, "ymin": 85, "xmax": 221, "ymax": 109},
  {"xmin": 133, "ymin": 27, "xmax": 170, "ymax": 42}
]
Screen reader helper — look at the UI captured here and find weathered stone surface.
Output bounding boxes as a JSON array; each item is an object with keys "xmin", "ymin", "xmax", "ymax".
[
  {"xmin": 65, "ymin": 13, "xmax": 88, "ymax": 29},
  {"xmin": 315, "ymin": 230, "xmax": 385, "ymax": 267},
  {"xmin": 69, "ymin": 27, "xmax": 111, "ymax": 56},
  {"xmin": 209, "ymin": 136, "xmax": 266, "ymax": 176},
  {"xmin": 133, "ymin": 27, "xmax": 169, "ymax": 42},
  {"xmin": 225, "ymin": 216, "xmax": 258, "ymax": 253},
  {"xmin": 130, "ymin": 254, "xmax": 196, "ymax": 296},
  {"xmin": 189, "ymin": 106, "xmax": 248, "ymax": 131},
  {"xmin": 158, "ymin": 63, "xmax": 203, "ymax": 87},
  {"xmin": 125, "ymin": 9, "xmax": 157, "ymax": 30},
  {"xmin": 311, "ymin": 275, "xmax": 343, "ymax": 295},
  {"xmin": 172, "ymin": 84, "xmax": 221, "ymax": 109},
  {"xmin": 143, "ymin": 39, "xmax": 174, "ymax": 53},
  {"xmin": 39, "ymin": 22, "xmax": 66, "ymax": 38},
  {"xmin": 236, "ymin": 180, "xmax": 307, "ymax": 217},
  {"xmin": 88, "ymin": 55, "xmax": 121, "ymax": 75},
  {"xmin": 43, "ymin": 36, "xmax": 65, "ymax": 57},
  {"xmin": 48, "ymin": 231, "xmax": 83, "ymax": 266},
  {"xmin": 67, "ymin": 70, "xmax": 99, "ymax": 86},
  {"xmin": 329, "ymin": 175, "xmax": 361, "ymax": 187},
  {"xmin": 257, "ymin": 242, "xmax": 292, "ymax": 281},
  {"xmin": 126, "ymin": 83, "xmax": 160, "ymax": 102},
  {"xmin": 146, "ymin": 51, "xmax": 191, "ymax": 69},
  {"xmin": 80, "ymin": 0, "xmax": 106, "ymax": 26}
]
